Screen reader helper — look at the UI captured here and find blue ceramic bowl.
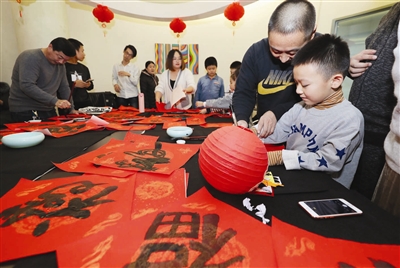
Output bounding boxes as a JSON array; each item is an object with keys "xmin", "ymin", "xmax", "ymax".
[
  {"xmin": 2, "ymin": 132, "xmax": 45, "ymax": 148},
  {"xmin": 166, "ymin": 126, "xmax": 193, "ymax": 138}
]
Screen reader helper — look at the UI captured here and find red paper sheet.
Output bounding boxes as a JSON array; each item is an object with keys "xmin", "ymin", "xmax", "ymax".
[
  {"xmin": 131, "ymin": 168, "xmax": 187, "ymax": 220},
  {"xmin": 200, "ymin": 122, "xmax": 234, "ymax": 128},
  {"xmin": 105, "ymin": 123, "xmax": 156, "ymax": 131},
  {"xmin": 186, "ymin": 116, "xmax": 207, "ymax": 125},
  {"xmin": 135, "ymin": 115, "xmax": 181, "ymax": 124},
  {"xmin": 53, "ymin": 138, "xmax": 137, "ymax": 177},
  {"xmin": 91, "ymin": 138, "xmax": 200, "ymax": 175},
  {"xmin": 48, "ymin": 114, "xmax": 91, "ymax": 121},
  {"xmin": 56, "ymin": 187, "xmax": 276, "ymax": 268},
  {"xmin": 162, "ymin": 120, "xmax": 187, "ymax": 129},
  {"xmin": 98, "ymin": 110, "xmax": 141, "ymax": 122},
  {"xmin": 0, "ymin": 174, "xmax": 136, "ymax": 262},
  {"xmin": 5, "ymin": 121, "xmax": 62, "ymax": 131},
  {"xmin": 271, "ymin": 217, "xmax": 400, "ymax": 267},
  {"xmin": 17, "ymin": 121, "xmax": 102, "ymax": 138}
]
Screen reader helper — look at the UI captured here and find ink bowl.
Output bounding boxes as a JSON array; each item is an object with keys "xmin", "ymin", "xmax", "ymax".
[
  {"xmin": 166, "ymin": 126, "xmax": 193, "ymax": 139},
  {"xmin": 1, "ymin": 132, "xmax": 45, "ymax": 149}
]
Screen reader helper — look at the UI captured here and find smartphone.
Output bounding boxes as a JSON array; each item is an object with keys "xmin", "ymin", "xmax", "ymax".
[
  {"xmin": 299, "ymin": 198, "xmax": 362, "ymax": 219},
  {"xmin": 86, "ymin": 78, "xmax": 94, "ymax": 82}
]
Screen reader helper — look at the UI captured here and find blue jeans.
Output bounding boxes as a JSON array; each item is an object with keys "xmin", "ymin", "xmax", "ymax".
[
  {"xmin": 117, "ymin": 97, "xmax": 138, "ymax": 108},
  {"xmin": 10, "ymin": 109, "xmax": 57, "ymax": 122}
]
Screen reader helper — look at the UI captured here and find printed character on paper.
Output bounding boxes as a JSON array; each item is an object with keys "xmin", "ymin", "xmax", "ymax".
[{"xmin": 125, "ymin": 212, "xmax": 247, "ymax": 267}]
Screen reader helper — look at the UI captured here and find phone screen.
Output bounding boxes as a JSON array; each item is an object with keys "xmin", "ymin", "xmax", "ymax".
[{"xmin": 303, "ymin": 199, "xmax": 357, "ymax": 216}]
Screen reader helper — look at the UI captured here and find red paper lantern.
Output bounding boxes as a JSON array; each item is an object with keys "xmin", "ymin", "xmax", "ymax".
[
  {"xmin": 169, "ymin": 18, "xmax": 186, "ymax": 38},
  {"xmin": 92, "ymin": 4, "xmax": 114, "ymax": 28},
  {"xmin": 199, "ymin": 126, "xmax": 268, "ymax": 194},
  {"xmin": 224, "ymin": 2, "xmax": 245, "ymax": 26}
]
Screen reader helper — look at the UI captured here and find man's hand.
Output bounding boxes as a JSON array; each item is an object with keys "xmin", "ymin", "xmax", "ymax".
[
  {"xmin": 74, "ymin": 80, "xmax": 91, "ymax": 88},
  {"xmin": 114, "ymin": 84, "xmax": 121, "ymax": 93},
  {"xmin": 56, "ymin": 99, "xmax": 71, "ymax": 109},
  {"xmin": 118, "ymin": 71, "xmax": 130, "ymax": 77},
  {"xmin": 257, "ymin": 111, "xmax": 277, "ymax": 138},
  {"xmin": 237, "ymin": 120, "xmax": 248, "ymax": 128},
  {"xmin": 349, "ymin": 49, "xmax": 377, "ymax": 78},
  {"xmin": 69, "ymin": 109, "xmax": 79, "ymax": 115}
]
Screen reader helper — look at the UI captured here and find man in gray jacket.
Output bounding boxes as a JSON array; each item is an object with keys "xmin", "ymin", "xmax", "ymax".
[{"xmin": 9, "ymin": 37, "xmax": 77, "ymax": 122}]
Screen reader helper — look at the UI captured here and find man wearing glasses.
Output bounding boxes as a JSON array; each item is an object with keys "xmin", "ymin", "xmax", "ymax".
[
  {"xmin": 9, "ymin": 37, "xmax": 78, "ymax": 122},
  {"xmin": 112, "ymin": 45, "xmax": 140, "ymax": 108},
  {"xmin": 232, "ymin": 0, "xmax": 318, "ymax": 138}
]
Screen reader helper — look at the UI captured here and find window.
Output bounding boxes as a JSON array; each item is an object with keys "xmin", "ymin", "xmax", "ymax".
[{"xmin": 331, "ymin": 4, "xmax": 393, "ymax": 98}]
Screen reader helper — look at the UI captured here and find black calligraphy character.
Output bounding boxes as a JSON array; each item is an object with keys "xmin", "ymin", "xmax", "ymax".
[
  {"xmin": 115, "ymin": 142, "xmax": 170, "ymax": 171},
  {"xmin": 126, "ymin": 212, "xmax": 245, "ymax": 267},
  {"xmin": 0, "ymin": 181, "xmax": 118, "ymax": 237},
  {"xmin": 189, "ymin": 214, "xmax": 245, "ymax": 267},
  {"xmin": 48, "ymin": 123, "xmax": 86, "ymax": 134}
]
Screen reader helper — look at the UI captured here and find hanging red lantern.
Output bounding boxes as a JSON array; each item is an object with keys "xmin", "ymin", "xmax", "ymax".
[
  {"xmin": 169, "ymin": 18, "xmax": 186, "ymax": 38},
  {"xmin": 92, "ymin": 4, "xmax": 114, "ymax": 28},
  {"xmin": 16, "ymin": 0, "xmax": 22, "ymax": 17},
  {"xmin": 224, "ymin": 2, "xmax": 245, "ymax": 26},
  {"xmin": 199, "ymin": 126, "xmax": 269, "ymax": 194}
]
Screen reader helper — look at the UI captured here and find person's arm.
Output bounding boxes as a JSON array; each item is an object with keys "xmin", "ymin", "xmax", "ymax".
[
  {"xmin": 112, "ymin": 64, "xmax": 121, "ymax": 93},
  {"xmin": 128, "ymin": 65, "xmax": 140, "ymax": 86},
  {"xmin": 219, "ymin": 77, "xmax": 225, "ymax": 98},
  {"xmin": 154, "ymin": 71, "xmax": 166, "ymax": 102},
  {"xmin": 232, "ymin": 45, "xmax": 258, "ymax": 127},
  {"xmin": 139, "ymin": 73, "xmax": 147, "ymax": 93},
  {"xmin": 193, "ymin": 79, "xmax": 202, "ymax": 104},
  {"xmin": 204, "ymin": 94, "xmax": 232, "ymax": 109},
  {"xmin": 84, "ymin": 65, "xmax": 94, "ymax": 91},
  {"xmin": 183, "ymin": 69, "xmax": 196, "ymax": 94}
]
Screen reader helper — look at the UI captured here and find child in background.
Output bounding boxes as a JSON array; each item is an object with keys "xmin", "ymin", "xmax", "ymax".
[
  {"xmin": 258, "ymin": 34, "xmax": 364, "ymax": 189},
  {"xmin": 230, "ymin": 61, "xmax": 241, "ymax": 75},
  {"xmin": 193, "ymin": 57, "xmax": 225, "ymax": 108},
  {"xmin": 195, "ymin": 68, "xmax": 239, "ymax": 114}
]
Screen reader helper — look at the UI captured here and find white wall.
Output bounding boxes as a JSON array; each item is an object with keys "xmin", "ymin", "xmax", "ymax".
[{"xmin": 1, "ymin": 0, "xmax": 397, "ymax": 93}]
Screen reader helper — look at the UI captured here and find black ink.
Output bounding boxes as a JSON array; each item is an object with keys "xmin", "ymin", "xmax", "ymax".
[
  {"xmin": 115, "ymin": 142, "xmax": 170, "ymax": 171},
  {"xmin": 0, "ymin": 181, "xmax": 118, "ymax": 236},
  {"xmin": 126, "ymin": 212, "xmax": 245, "ymax": 267}
]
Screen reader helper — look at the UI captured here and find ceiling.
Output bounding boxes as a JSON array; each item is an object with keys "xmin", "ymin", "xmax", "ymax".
[{"xmin": 71, "ymin": 0, "xmax": 258, "ymax": 21}]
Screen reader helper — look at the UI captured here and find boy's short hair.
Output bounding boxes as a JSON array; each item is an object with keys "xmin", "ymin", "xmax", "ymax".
[
  {"xmin": 230, "ymin": 61, "xmax": 241, "ymax": 69},
  {"xmin": 51, "ymin": 37, "xmax": 76, "ymax": 57},
  {"xmin": 205, "ymin": 57, "xmax": 217, "ymax": 68},
  {"xmin": 292, "ymin": 34, "xmax": 350, "ymax": 80},
  {"xmin": 124, "ymin": 45, "xmax": 137, "ymax": 58},
  {"xmin": 68, "ymin": 38, "xmax": 83, "ymax": 52},
  {"xmin": 231, "ymin": 67, "xmax": 240, "ymax": 81}
]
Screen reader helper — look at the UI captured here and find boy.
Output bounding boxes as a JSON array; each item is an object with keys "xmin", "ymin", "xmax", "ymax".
[
  {"xmin": 258, "ymin": 34, "xmax": 364, "ymax": 189},
  {"xmin": 230, "ymin": 61, "xmax": 241, "ymax": 75},
  {"xmin": 193, "ymin": 57, "xmax": 225, "ymax": 107},
  {"xmin": 195, "ymin": 68, "xmax": 239, "ymax": 113}
]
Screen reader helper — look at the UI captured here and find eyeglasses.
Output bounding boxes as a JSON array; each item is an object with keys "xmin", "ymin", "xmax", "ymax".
[{"xmin": 124, "ymin": 51, "xmax": 133, "ymax": 57}]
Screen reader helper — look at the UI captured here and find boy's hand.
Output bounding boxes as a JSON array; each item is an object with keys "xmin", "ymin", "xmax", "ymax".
[{"xmin": 195, "ymin": 101, "xmax": 204, "ymax": 108}]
